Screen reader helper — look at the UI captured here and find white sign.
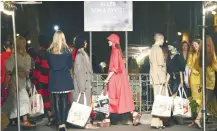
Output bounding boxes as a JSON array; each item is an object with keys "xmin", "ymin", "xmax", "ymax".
[{"xmin": 84, "ymin": 1, "xmax": 133, "ymax": 32}]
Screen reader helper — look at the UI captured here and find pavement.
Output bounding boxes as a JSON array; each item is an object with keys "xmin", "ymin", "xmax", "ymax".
[
  {"xmin": 4, "ymin": 115, "xmax": 217, "ymax": 131},
  {"xmin": 3, "ymin": 125, "xmax": 195, "ymax": 131},
  {"xmin": 4, "ymin": 123, "xmax": 217, "ymax": 131}
]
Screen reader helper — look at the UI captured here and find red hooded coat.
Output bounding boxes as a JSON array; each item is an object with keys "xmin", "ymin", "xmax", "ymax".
[
  {"xmin": 1, "ymin": 51, "xmax": 13, "ymax": 85},
  {"xmin": 1, "ymin": 51, "xmax": 13, "ymax": 106},
  {"xmin": 107, "ymin": 34, "xmax": 135, "ymax": 114}
]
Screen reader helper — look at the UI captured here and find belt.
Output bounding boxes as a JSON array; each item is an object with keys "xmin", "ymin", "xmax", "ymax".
[{"xmin": 171, "ymin": 72, "xmax": 180, "ymax": 79}]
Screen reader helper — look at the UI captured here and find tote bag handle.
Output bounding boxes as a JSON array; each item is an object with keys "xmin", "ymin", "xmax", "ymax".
[
  {"xmin": 158, "ymin": 83, "xmax": 171, "ymax": 96},
  {"xmin": 29, "ymin": 86, "xmax": 38, "ymax": 96},
  {"xmin": 177, "ymin": 86, "xmax": 188, "ymax": 99},
  {"xmin": 76, "ymin": 92, "xmax": 87, "ymax": 106}
]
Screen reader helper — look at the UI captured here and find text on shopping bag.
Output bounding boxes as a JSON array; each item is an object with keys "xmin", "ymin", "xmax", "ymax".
[
  {"xmin": 71, "ymin": 110, "xmax": 90, "ymax": 122},
  {"xmin": 31, "ymin": 101, "xmax": 38, "ymax": 110},
  {"xmin": 94, "ymin": 99, "xmax": 109, "ymax": 108}
]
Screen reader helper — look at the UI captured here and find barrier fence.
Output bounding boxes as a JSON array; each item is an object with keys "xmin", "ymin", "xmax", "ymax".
[{"xmin": 92, "ymin": 73, "xmax": 153, "ymax": 113}]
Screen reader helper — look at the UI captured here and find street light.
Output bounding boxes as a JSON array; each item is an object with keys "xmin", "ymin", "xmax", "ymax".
[
  {"xmin": 202, "ymin": 2, "xmax": 217, "ymax": 131},
  {"xmin": 0, "ymin": 2, "xmax": 20, "ymax": 131},
  {"xmin": 177, "ymin": 32, "xmax": 182, "ymax": 36},
  {"xmin": 16, "ymin": 33, "xmax": 19, "ymax": 36},
  {"xmin": 0, "ymin": 2, "xmax": 14, "ymax": 15},
  {"xmin": 54, "ymin": 25, "xmax": 59, "ymax": 31}
]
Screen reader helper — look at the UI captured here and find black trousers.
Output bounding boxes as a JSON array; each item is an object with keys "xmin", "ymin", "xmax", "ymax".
[{"xmin": 53, "ymin": 93, "xmax": 68, "ymax": 125}]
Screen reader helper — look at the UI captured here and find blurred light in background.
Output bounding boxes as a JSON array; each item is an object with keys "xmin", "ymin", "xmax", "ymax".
[
  {"xmin": 99, "ymin": 62, "xmax": 107, "ymax": 68},
  {"xmin": 205, "ymin": 5, "xmax": 217, "ymax": 12},
  {"xmin": 124, "ymin": 45, "xmax": 150, "ymax": 67},
  {"xmin": 182, "ymin": 32, "xmax": 189, "ymax": 42},
  {"xmin": 177, "ymin": 32, "xmax": 182, "ymax": 36},
  {"xmin": 27, "ymin": 40, "xmax": 31, "ymax": 44},
  {"xmin": 135, "ymin": 48, "xmax": 151, "ymax": 64},
  {"xmin": 0, "ymin": 2, "xmax": 14, "ymax": 15},
  {"xmin": 54, "ymin": 25, "xmax": 59, "ymax": 31}
]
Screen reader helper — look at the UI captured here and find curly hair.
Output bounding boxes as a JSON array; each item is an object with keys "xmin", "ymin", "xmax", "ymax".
[{"xmin": 189, "ymin": 39, "xmax": 202, "ymax": 54}]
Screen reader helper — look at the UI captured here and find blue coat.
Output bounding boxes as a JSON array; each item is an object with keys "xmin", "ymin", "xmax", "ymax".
[{"xmin": 46, "ymin": 49, "xmax": 73, "ymax": 92}]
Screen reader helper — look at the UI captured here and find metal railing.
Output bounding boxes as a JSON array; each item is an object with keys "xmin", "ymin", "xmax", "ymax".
[{"xmin": 92, "ymin": 73, "xmax": 153, "ymax": 113}]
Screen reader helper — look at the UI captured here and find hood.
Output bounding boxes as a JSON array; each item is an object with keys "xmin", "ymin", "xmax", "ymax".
[{"xmin": 107, "ymin": 34, "xmax": 120, "ymax": 45}]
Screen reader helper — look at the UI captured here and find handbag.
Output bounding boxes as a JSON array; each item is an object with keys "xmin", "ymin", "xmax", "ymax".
[
  {"xmin": 29, "ymin": 86, "xmax": 44, "ymax": 117},
  {"xmin": 93, "ymin": 85, "xmax": 109, "ymax": 115},
  {"xmin": 67, "ymin": 92, "xmax": 92, "ymax": 127},
  {"xmin": 173, "ymin": 87, "xmax": 191, "ymax": 118},
  {"xmin": 151, "ymin": 84, "xmax": 173, "ymax": 118}
]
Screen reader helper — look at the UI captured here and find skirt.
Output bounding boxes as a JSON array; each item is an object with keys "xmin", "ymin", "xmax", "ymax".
[{"xmin": 9, "ymin": 88, "xmax": 30, "ymax": 119}]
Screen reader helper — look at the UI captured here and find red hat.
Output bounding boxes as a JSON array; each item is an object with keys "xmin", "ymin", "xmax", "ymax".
[{"xmin": 107, "ymin": 34, "xmax": 120, "ymax": 44}]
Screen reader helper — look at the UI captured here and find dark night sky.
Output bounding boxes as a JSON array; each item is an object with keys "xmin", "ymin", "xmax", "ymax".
[
  {"xmin": 1, "ymin": 1, "xmax": 201, "ymax": 63},
  {"xmin": 34, "ymin": 1, "xmax": 197, "ymax": 63}
]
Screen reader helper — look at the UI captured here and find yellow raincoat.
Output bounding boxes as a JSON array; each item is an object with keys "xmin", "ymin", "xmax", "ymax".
[
  {"xmin": 187, "ymin": 52, "xmax": 202, "ymax": 105},
  {"xmin": 196, "ymin": 55, "xmax": 217, "ymax": 117}
]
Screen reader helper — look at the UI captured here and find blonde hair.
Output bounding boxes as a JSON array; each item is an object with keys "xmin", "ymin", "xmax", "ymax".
[
  {"xmin": 189, "ymin": 39, "xmax": 202, "ymax": 54},
  {"xmin": 16, "ymin": 36, "xmax": 27, "ymax": 56},
  {"xmin": 47, "ymin": 30, "xmax": 70, "ymax": 54}
]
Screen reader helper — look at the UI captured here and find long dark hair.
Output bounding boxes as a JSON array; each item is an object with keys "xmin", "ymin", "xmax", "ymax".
[{"xmin": 3, "ymin": 40, "xmax": 13, "ymax": 51}]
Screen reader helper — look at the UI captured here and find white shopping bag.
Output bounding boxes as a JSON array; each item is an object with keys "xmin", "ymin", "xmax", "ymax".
[
  {"xmin": 29, "ymin": 86, "xmax": 44, "ymax": 117},
  {"xmin": 93, "ymin": 91, "xmax": 109, "ymax": 115},
  {"xmin": 173, "ymin": 87, "xmax": 191, "ymax": 118},
  {"xmin": 151, "ymin": 85, "xmax": 173, "ymax": 118},
  {"xmin": 67, "ymin": 92, "xmax": 92, "ymax": 127}
]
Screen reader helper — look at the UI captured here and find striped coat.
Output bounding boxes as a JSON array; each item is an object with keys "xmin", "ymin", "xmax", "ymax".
[{"xmin": 26, "ymin": 45, "xmax": 51, "ymax": 111}]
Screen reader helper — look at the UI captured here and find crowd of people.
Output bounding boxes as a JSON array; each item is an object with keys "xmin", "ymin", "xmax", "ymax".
[
  {"xmin": 1, "ymin": 31, "xmax": 141, "ymax": 131},
  {"xmin": 149, "ymin": 33, "xmax": 217, "ymax": 129},
  {"xmin": 1, "ymin": 31, "xmax": 217, "ymax": 131}
]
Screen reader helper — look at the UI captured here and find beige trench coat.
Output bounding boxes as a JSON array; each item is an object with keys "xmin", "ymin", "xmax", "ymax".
[
  {"xmin": 72, "ymin": 49, "xmax": 93, "ymax": 106},
  {"xmin": 2, "ymin": 53, "xmax": 31, "ymax": 118},
  {"xmin": 149, "ymin": 45, "xmax": 167, "ymax": 85},
  {"xmin": 149, "ymin": 45, "xmax": 167, "ymax": 127}
]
